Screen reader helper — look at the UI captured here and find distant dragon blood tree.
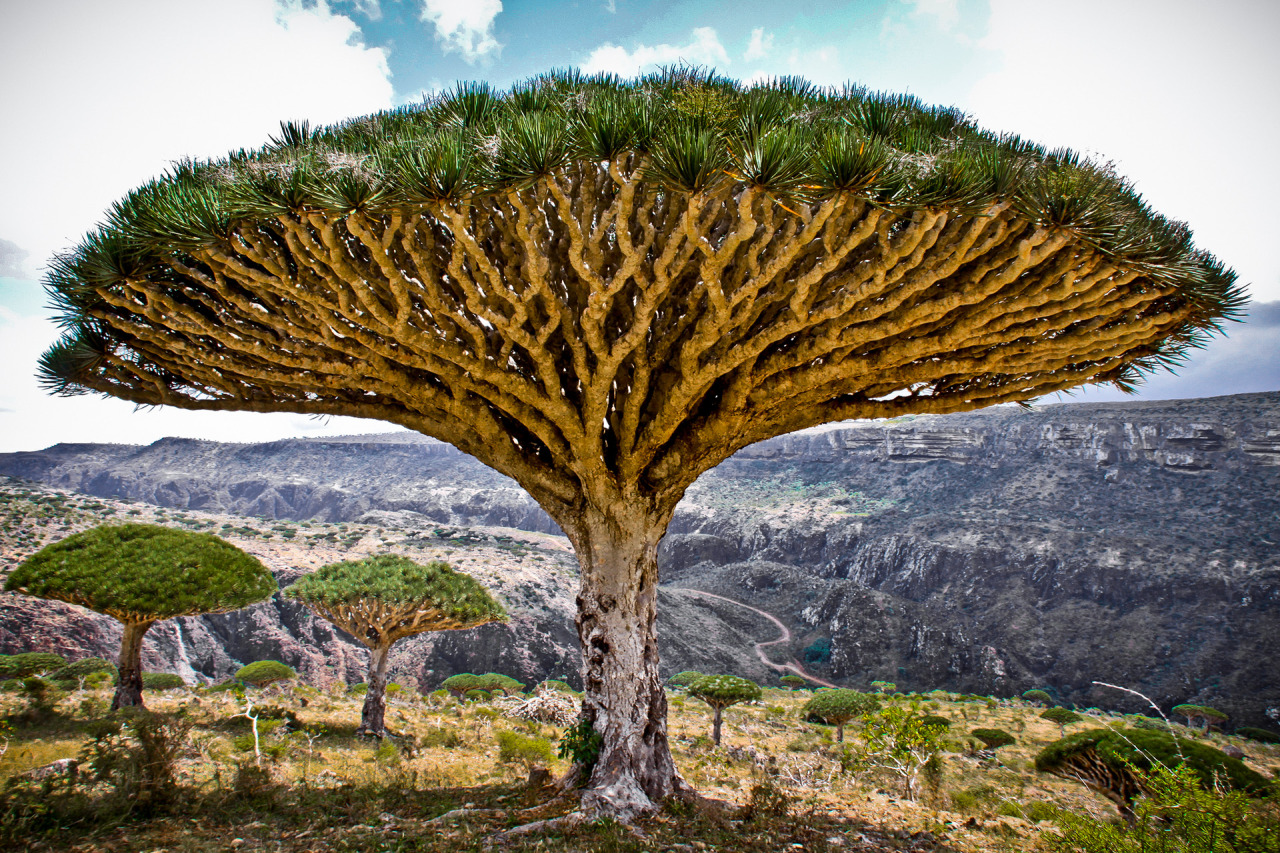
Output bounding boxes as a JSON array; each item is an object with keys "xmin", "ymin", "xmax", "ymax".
[
  {"xmin": 5, "ymin": 524, "xmax": 276, "ymax": 709},
  {"xmin": 36, "ymin": 68, "xmax": 1245, "ymax": 820},
  {"xmin": 284, "ymin": 555, "xmax": 506, "ymax": 736}
]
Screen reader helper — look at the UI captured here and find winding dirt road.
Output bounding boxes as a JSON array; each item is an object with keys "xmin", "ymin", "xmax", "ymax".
[{"xmin": 678, "ymin": 589, "xmax": 837, "ymax": 688}]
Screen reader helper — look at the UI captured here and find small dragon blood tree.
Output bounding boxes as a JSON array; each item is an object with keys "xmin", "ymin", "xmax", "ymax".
[
  {"xmin": 686, "ymin": 674, "xmax": 761, "ymax": 745},
  {"xmin": 284, "ymin": 555, "xmax": 506, "ymax": 737},
  {"xmin": 35, "ymin": 67, "xmax": 1246, "ymax": 821},
  {"xmin": 5, "ymin": 523, "xmax": 276, "ymax": 709},
  {"xmin": 1035, "ymin": 728, "xmax": 1271, "ymax": 821},
  {"xmin": 803, "ymin": 688, "xmax": 880, "ymax": 742}
]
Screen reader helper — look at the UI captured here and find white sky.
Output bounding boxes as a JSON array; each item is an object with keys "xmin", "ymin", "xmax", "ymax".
[{"xmin": 0, "ymin": 0, "xmax": 1276, "ymax": 453}]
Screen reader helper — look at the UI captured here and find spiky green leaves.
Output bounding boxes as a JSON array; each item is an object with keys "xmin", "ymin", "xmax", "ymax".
[
  {"xmin": 802, "ymin": 688, "xmax": 880, "ymax": 726},
  {"xmin": 5, "ymin": 523, "xmax": 277, "ymax": 623},
  {"xmin": 686, "ymin": 674, "xmax": 761, "ymax": 710},
  {"xmin": 1035, "ymin": 728, "xmax": 1271, "ymax": 796},
  {"xmin": 235, "ymin": 660, "xmax": 296, "ymax": 688},
  {"xmin": 283, "ymin": 554, "xmax": 507, "ymax": 636}
]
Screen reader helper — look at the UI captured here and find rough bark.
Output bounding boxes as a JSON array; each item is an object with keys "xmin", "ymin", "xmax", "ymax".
[
  {"xmin": 565, "ymin": 505, "xmax": 684, "ymax": 821},
  {"xmin": 113, "ymin": 620, "xmax": 153, "ymax": 710},
  {"xmin": 358, "ymin": 642, "xmax": 392, "ymax": 737},
  {"xmin": 712, "ymin": 706, "xmax": 724, "ymax": 746}
]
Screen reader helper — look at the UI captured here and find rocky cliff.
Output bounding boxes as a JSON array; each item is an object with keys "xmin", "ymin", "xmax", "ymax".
[{"xmin": 2, "ymin": 391, "xmax": 1277, "ymax": 727}]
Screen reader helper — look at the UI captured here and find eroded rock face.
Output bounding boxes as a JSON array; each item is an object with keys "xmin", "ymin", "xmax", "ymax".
[{"xmin": 1, "ymin": 391, "xmax": 1276, "ymax": 725}]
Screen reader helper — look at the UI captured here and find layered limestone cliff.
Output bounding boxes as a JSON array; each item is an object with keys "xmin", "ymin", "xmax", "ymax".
[{"xmin": 1, "ymin": 392, "xmax": 1276, "ymax": 726}]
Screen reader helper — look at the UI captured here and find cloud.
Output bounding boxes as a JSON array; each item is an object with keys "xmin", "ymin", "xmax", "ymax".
[
  {"xmin": 967, "ymin": 0, "xmax": 1280, "ymax": 304},
  {"xmin": 582, "ymin": 27, "xmax": 731, "ymax": 78},
  {"xmin": 0, "ymin": 239, "xmax": 29, "ymax": 279},
  {"xmin": 744, "ymin": 28, "xmax": 773, "ymax": 62},
  {"xmin": 0, "ymin": 0, "xmax": 394, "ymax": 275},
  {"xmin": 419, "ymin": 0, "xmax": 502, "ymax": 63},
  {"xmin": 900, "ymin": 0, "xmax": 959, "ymax": 30}
]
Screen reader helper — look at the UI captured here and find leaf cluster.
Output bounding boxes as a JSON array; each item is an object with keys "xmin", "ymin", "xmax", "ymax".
[
  {"xmin": 1041, "ymin": 707, "xmax": 1084, "ymax": 726},
  {"xmin": 0, "ymin": 652, "xmax": 67, "ymax": 679},
  {"xmin": 5, "ymin": 524, "xmax": 277, "ymax": 621},
  {"xmin": 40, "ymin": 68, "xmax": 1245, "ymax": 400},
  {"xmin": 686, "ymin": 674, "xmax": 762, "ymax": 710},
  {"xmin": 1173, "ymin": 703, "xmax": 1229, "ymax": 722},
  {"xmin": 283, "ymin": 555, "xmax": 506, "ymax": 629},
  {"xmin": 802, "ymin": 688, "xmax": 880, "ymax": 725},
  {"xmin": 1035, "ymin": 728, "xmax": 1272, "ymax": 796}
]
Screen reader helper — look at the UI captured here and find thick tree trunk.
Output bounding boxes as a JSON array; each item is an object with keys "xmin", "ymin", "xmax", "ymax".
[
  {"xmin": 113, "ymin": 620, "xmax": 153, "ymax": 710},
  {"xmin": 566, "ymin": 506, "xmax": 684, "ymax": 821},
  {"xmin": 712, "ymin": 706, "xmax": 723, "ymax": 746},
  {"xmin": 358, "ymin": 642, "xmax": 392, "ymax": 737}
]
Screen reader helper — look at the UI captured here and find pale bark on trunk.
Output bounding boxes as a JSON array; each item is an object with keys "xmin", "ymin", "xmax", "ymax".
[
  {"xmin": 564, "ymin": 506, "xmax": 684, "ymax": 821},
  {"xmin": 712, "ymin": 706, "xmax": 724, "ymax": 746},
  {"xmin": 359, "ymin": 642, "xmax": 392, "ymax": 737},
  {"xmin": 113, "ymin": 620, "xmax": 153, "ymax": 710}
]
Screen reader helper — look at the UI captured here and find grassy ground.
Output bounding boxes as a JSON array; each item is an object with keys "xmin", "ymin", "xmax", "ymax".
[{"xmin": 2, "ymin": 683, "xmax": 1277, "ymax": 852}]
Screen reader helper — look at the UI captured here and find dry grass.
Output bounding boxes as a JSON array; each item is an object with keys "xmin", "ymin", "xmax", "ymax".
[{"xmin": 1, "ymin": 683, "xmax": 1276, "ymax": 853}]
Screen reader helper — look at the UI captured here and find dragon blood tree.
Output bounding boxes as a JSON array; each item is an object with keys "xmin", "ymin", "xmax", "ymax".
[
  {"xmin": 283, "ymin": 555, "xmax": 506, "ymax": 737},
  {"xmin": 36, "ymin": 69, "xmax": 1245, "ymax": 819},
  {"xmin": 5, "ymin": 524, "xmax": 276, "ymax": 709}
]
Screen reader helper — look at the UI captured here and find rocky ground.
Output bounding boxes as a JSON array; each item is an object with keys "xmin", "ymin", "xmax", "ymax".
[{"xmin": 2, "ymin": 678, "xmax": 1277, "ymax": 852}]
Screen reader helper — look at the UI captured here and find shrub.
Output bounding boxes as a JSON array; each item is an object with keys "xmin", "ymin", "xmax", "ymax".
[
  {"xmin": 802, "ymin": 689, "xmax": 880, "ymax": 742},
  {"xmin": 1237, "ymin": 727, "xmax": 1280, "ymax": 744},
  {"xmin": 50, "ymin": 657, "xmax": 118, "ymax": 689},
  {"xmin": 970, "ymin": 727, "xmax": 1015, "ymax": 749},
  {"xmin": 465, "ymin": 689, "xmax": 491, "ymax": 702},
  {"xmin": 496, "ymin": 729, "xmax": 555, "ymax": 772},
  {"xmin": 802, "ymin": 639, "xmax": 832, "ymax": 664},
  {"xmin": 537, "ymin": 679, "xmax": 578, "ymax": 694},
  {"xmin": 1048, "ymin": 760, "xmax": 1279, "ymax": 850},
  {"xmin": 1041, "ymin": 707, "xmax": 1083, "ymax": 736},
  {"xmin": 845, "ymin": 704, "xmax": 948, "ymax": 800},
  {"xmin": 421, "ymin": 725, "xmax": 464, "ymax": 748},
  {"xmin": 141, "ymin": 673, "xmax": 186, "ymax": 691},
  {"xmin": 0, "ymin": 652, "xmax": 67, "ymax": 678},
  {"xmin": 1022, "ymin": 689, "xmax": 1052, "ymax": 706},
  {"xmin": 347, "ymin": 682, "xmax": 370, "ymax": 695},
  {"xmin": 920, "ymin": 714, "xmax": 952, "ymax": 730},
  {"xmin": 557, "ymin": 718, "xmax": 603, "ymax": 780},
  {"xmin": 870, "ymin": 680, "xmax": 896, "ymax": 694},
  {"xmin": 235, "ymin": 661, "xmax": 295, "ymax": 688},
  {"xmin": 779, "ymin": 675, "xmax": 806, "ymax": 690}
]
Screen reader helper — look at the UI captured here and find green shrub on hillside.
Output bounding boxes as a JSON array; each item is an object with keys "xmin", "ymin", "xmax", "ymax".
[
  {"xmin": 0, "ymin": 653, "xmax": 67, "ymax": 679},
  {"xmin": 1022, "ymin": 689, "xmax": 1052, "ymax": 706},
  {"xmin": 1237, "ymin": 727, "xmax": 1280, "ymax": 744},
  {"xmin": 235, "ymin": 660, "xmax": 296, "ymax": 688},
  {"xmin": 50, "ymin": 657, "xmax": 118, "ymax": 688},
  {"xmin": 141, "ymin": 673, "xmax": 186, "ymax": 691},
  {"xmin": 970, "ymin": 727, "xmax": 1015, "ymax": 749}
]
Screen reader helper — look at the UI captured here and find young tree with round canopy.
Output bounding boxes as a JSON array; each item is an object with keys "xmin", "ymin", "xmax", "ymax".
[
  {"xmin": 284, "ymin": 554, "xmax": 506, "ymax": 736},
  {"xmin": 686, "ymin": 674, "xmax": 761, "ymax": 745},
  {"xmin": 802, "ymin": 688, "xmax": 880, "ymax": 742},
  {"xmin": 34, "ymin": 69, "xmax": 1246, "ymax": 820},
  {"xmin": 5, "ymin": 524, "xmax": 276, "ymax": 709}
]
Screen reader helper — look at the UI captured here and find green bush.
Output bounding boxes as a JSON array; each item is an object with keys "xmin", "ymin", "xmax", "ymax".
[
  {"xmin": 234, "ymin": 660, "xmax": 295, "ymax": 688},
  {"xmin": 496, "ymin": 729, "xmax": 555, "ymax": 771},
  {"xmin": 0, "ymin": 652, "xmax": 67, "ymax": 678},
  {"xmin": 666, "ymin": 671, "xmax": 704, "ymax": 690},
  {"xmin": 421, "ymin": 725, "xmax": 464, "ymax": 748},
  {"xmin": 1048, "ymin": 761, "xmax": 1278, "ymax": 852},
  {"xmin": 1022, "ymin": 689, "xmax": 1052, "ymax": 706},
  {"xmin": 920, "ymin": 714, "xmax": 952, "ymax": 730},
  {"xmin": 441, "ymin": 673, "xmax": 483, "ymax": 698},
  {"xmin": 779, "ymin": 675, "xmax": 806, "ymax": 690},
  {"xmin": 1237, "ymin": 727, "xmax": 1280, "ymax": 744},
  {"xmin": 537, "ymin": 679, "xmax": 578, "ymax": 694},
  {"xmin": 141, "ymin": 672, "xmax": 186, "ymax": 691},
  {"xmin": 464, "ymin": 689, "xmax": 491, "ymax": 702},
  {"xmin": 476, "ymin": 673, "xmax": 524, "ymax": 695},
  {"xmin": 50, "ymin": 657, "xmax": 118, "ymax": 688},
  {"xmin": 970, "ymin": 727, "xmax": 1015, "ymax": 749},
  {"xmin": 347, "ymin": 682, "xmax": 369, "ymax": 695}
]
